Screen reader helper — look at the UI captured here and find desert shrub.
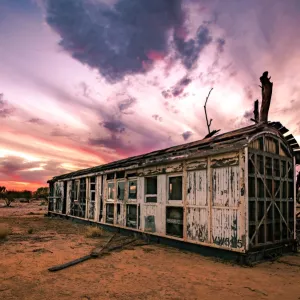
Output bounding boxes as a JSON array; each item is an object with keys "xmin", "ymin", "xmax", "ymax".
[
  {"xmin": 85, "ymin": 226, "xmax": 103, "ymax": 238},
  {"xmin": 28, "ymin": 228, "xmax": 33, "ymax": 234},
  {"xmin": 0, "ymin": 224, "xmax": 10, "ymax": 239}
]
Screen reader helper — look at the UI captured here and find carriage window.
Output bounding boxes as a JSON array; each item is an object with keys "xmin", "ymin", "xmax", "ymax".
[
  {"xmin": 168, "ymin": 176, "xmax": 183, "ymax": 201},
  {"xmin": 145, "ymin": 177, "xmax": 157, "ymax": 203},
  {"xmin": 128, "ymin": 180, "xmax": 137, "ymax": 199}
]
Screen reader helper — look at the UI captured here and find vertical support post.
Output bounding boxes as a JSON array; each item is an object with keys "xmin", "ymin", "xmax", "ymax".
[
  {"xmin": 271, "ymin": 156, "xmax": 275, "ymax": 242},
  {"xmin": 240, "ymin": 148, "xmax": 247, "ymax": 252},
  {"xmin": 94, "ymin": 175, "xmax": 99, "ymax": 222},
  {"xmin": 66, "ymin": 180, "xmax": 71, "ymax": 215},
  {"xmin": 114, "ymin": 173, "xmax": 117, "ymax": 225},
  {"xmin": 183, "ymin": 161, "xmax": 187, "ymax": 241},
  {"xmin": 124, "ymin": 174, "xmax": 128, "ymax": 228},
  {"xmin": 293, "ymin": 156, "xmax": 296, "ymax": 241},
  {"xmin": 102, "ymin": 174, "xmax": 107, "ymax": 224},
  {"xmin": 254, "ymin": 153, "xmax": 258, "ymax": 246},
  {"xmin": 207, "ymin": 157, "xmax": 212, "ymax": 243},
  {"xmin": 85, "ymin": 177, "xmax": 89, "ymax": 219}
]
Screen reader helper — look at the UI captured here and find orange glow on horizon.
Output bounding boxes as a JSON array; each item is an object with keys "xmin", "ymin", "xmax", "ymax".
[{"xmin": 0, "ymin": 181, "xmax": 46, "ymax": 192}]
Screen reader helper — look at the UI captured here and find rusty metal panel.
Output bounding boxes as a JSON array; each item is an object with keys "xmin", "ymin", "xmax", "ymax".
[
  {"xmin": 211, "ymin": 208, "xmax": 243, "ymax": 249},
  {"xmin": 187, "ymin": 170, "xmax": 207, "ymax": 206},
  {"xmin": 187, "ymin": 207, "xmax": 209, "ymax": 242},
  {"xmin": 212, "ymin": 166, "xmax": 240, "ymax": 207}
]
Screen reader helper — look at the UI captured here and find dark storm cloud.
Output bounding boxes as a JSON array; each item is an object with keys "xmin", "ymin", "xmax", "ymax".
[
  {"xmin": 0, "ymin": 107, "xmax": 14, "ymax": 118},
  {"xmin": 117, "ymin": 97, "xmax": 137, "ymax": 114},
  {"xmin": 152, "ymin": 114, "xmax": 163, "ymax": 122},
  {"xmin": 51, "ymin": 128, "xmax": 74, "ymax": 137},
  {"xmin": 216, "ymin": 38, "xmax": 225, "ymax": 53},
  {"xmin": 100, "ymin": 120, "xmax": 126, "ymax": 134},
  {"xmin": 0, "ymin": 156, "xmax": 40, "ymax": 174},
  {"xmin": 182, "ymin": 131, "xmax": 192, "ymax": 141},
  {"xmin": 244, "ymin": 86, "xmax": 254, "ymax": 101},
  {"xmin": 174, "ymin": 25, "xmax": 213, "ymax": 69},
  {"xmin": 0, "ymin": 93, "xmax": 14, "ymax": 118},
  {"xmin": 0, "ymin": 156, "xmax": 70, "ymax": 183},
  {"xmin": 45, "ymin": 0, "xmax": 185, "ymax": 82},
  {"xmin": 45, "ymin": 0, "xmax": 215, "ymax": 81},
  {"xmin": 88, "ymin": 136, "xmax": 129, "ymax": 151},
  {"xmin": 243, "ymin": 110, "xmax": 253, "ymax": 119},
  {"xmin": 162, "ymin": 76, "xmax": 192, "ymax": 99},
  {"xmin": 28, "ymin": 118, "xmax": 45, "ymax": 125}
]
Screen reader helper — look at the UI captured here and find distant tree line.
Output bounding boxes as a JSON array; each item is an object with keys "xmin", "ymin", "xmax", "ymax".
[{"xmin": 0, "ymin": 186, "xmax": 49, "ymax": 207}]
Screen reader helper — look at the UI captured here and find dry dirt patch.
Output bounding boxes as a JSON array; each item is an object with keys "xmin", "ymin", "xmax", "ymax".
[{"xmin": 0, "ymin": 201, "xmax": 299, "ymax": 300}]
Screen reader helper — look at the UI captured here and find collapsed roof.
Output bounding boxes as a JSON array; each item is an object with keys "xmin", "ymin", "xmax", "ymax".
[{"xmin": 48, "ymin": 121, "xmax": 300, "ymax": 182}]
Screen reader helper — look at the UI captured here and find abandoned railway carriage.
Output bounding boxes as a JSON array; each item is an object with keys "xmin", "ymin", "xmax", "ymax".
[{"xmin": 48, "ymin": 122, "xmax": 300, "ymax": 263}]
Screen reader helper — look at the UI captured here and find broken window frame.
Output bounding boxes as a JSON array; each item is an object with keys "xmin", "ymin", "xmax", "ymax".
[
  {"xmin": 167, "ymin": 174, "xmax": 183, "ymax": 202},
  {"xmin": 106, "ymin": 203, "xmax": 114, "ymax": 224},
  {"xmin": 248, "ymin": 134, "xmax": 295, "ymax": 249},
  {"xmin": 88, "ymin": 176, "xmax": 97, "ymax": 220},
  {"xmin": 73, "ymin": 179, "xmax": 80, "ymax": 202},
  {"xmin": 145, "ymin": 176, "xmax": 157, "ymax": 203},
  {"xmin": 126, "ymin": 204, "xmax": 137, "ymax": 228},
  {"xmin": 117, "ymin": 180, "xmax": 125, "ymax": 201},
  {"xmin": 128, "ymin": 179, "xmax": 137, "ymax": 200},
  {"xmin": 107, "ymin": 181, "xmax": 115, "ymax": 202}
]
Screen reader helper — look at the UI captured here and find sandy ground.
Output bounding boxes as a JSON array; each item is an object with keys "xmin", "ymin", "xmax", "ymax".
[{"xmin": 0, "ymin": 201, "xmax": 300, "ymax": 300}]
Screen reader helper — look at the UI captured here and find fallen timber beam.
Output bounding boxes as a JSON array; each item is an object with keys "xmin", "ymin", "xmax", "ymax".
[
  {"xmin": 48, "ymin": 233, "xmax": 116, "ymax": 272},
  {"xmin": 48, "ymin": 235, "xmax": 144, "ymax": 272}
]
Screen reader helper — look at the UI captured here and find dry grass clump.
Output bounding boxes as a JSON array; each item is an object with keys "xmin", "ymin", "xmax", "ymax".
[
  {"xmin": 0, "ymin": 224, "xmax": 10, "ymax": 239},
  {"xmin": 85, "ymin": 226, "xmax": 104, "ymax": 238}
]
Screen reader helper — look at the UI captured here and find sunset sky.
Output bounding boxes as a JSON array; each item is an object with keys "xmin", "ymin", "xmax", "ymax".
[{"xmin": 1, "ymin": 0, "xmax": 300, "ymax": 191}]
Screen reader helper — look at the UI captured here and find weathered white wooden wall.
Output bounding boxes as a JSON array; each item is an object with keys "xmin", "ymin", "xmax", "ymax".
[
  {"xmin": 139, "ymin": 175, "xmax": 167, "ymax": 234},
  {"xmin": 66, "ymin": 180, "xmax": 72, "ymax": 215},
  {"xmin": 61, "ymin": 151, "xmax": 247, "ymax": 253},
  {"xmin": 211, "ymin": 166, "xmax": 243, "ymax": 249},
  {"xmin": 186, "ymin": 170, "xmax": 209, "ymax": 243}
]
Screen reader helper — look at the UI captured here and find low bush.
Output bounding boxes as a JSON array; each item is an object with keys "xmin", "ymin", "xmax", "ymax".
[
  {"xmin": 0, "ymin": 224, "xmax": 10, "ymax": 239},
  {"xmin": 85, "ymin": 226, "xmax": 103, "ymax": 238}
]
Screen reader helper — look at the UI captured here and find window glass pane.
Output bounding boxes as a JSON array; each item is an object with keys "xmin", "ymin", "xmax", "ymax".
[
  {"xmin": 274, "ymin": 180, "xmax": 280, "ymax": 199},
  {"xmin": 108, "ymin": 182, "xmax": 114, "ymax": 199},
  {"xmin": 128, "ymin": 180, "xmax": 137, "ymax": 199},
  {"xmin": 288, "ymin": 181, "xmax": 294, "ymax": 199},
  {"xmin": 74, "ymin": 181, "xmax": 79, "ymax": 200},
  {"xmin": 169, "ymin": 176, "xmax": 182, "ymax": 200},
  {"xmin": 145, "ymin": 177, "xmax": 157, "ymax": 194},
  {"xmin": 91, "ymin": 192, "xmax": 95, "ymax": 201},
  {"xmin": 274, "ymin": 159, "xmax": 280, "ymax": 177},
  {"xmin": 266, "ymin": 157, "xmax": 272, "ymax": 176},
  {"xmin": 258, "ymin": 179, "xmax": 264, "ymax": 198},
  {"xmin": 117, "ymin": 181, "xmax": 125, "ymax": 200},
  {"xmin": 281, "ymin": 161, "xmax": 287, "ymax": 178},
  {"xmin": 145, "ymin": 196, "xmax": 157, "ymax": 203},
  {"xmin": 248, "ymin": 158, "xmax": 255, "ymax": 174},
  {"xmin": 282, "ymin": 181, "xmax": 287, "ymax": 198},
  {"xmin": 257, "ymin": 155, "xmax": 264, "ymax": 175}
]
